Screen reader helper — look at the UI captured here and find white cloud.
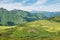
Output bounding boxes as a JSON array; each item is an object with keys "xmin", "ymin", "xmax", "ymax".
[
  {"xmin": 31, "ymin": 0, "xmax": 48, "ymax": 6},
  {"xmin": 0, "ymin": 0, "xmax": 13, "ymax": 3},
  {"xmin": 0, "ymin": 0, "xmax": 60, "ymax": 12},
  {"xmin": 0, "ymin": 3, "xmax": 34, "ymax": 11}
]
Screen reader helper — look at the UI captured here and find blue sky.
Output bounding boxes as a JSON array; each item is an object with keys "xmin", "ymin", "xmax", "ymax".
[{"xmin": 0, "ymin": 0, "xmax": 60, "ymax": 12}]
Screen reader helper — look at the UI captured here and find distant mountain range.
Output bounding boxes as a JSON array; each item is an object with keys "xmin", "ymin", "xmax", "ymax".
[
  {"xmin": 0, "ymin": 8, "xmax": 60, "ymax": 26},
  {"xmin": 31, "ymin": 11, "xmax": 60, "ymax": 18}
]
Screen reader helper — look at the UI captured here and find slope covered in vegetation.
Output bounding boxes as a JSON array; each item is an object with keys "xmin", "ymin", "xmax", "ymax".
[
  {"xmin": 0, "ymin": 8, "xmax": 60, "ymax": 26},
  {"xmin": 0, "ymin": 20, "xmax": 60, "ymax": 40},
  {"xmin": 49, "ymin": 16, "xmax": 60, "ymax": 22},
  {"xmin": 0, "ymin": 8, "xmax": 45, "ymax": 26},
  {"xmin": 0, "ymin": 8, "xmax": 60, "ymax": 40}
]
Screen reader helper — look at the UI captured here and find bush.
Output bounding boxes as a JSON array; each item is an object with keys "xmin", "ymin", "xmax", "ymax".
[{"xmin": 6, "ymin": 21, "xmax": 14, "ymax": 26}]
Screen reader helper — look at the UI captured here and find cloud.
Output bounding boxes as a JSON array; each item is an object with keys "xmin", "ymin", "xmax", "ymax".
[
  {"xmin": 44, "ymin": 0, "xmax": 60, "ymax": 5},
  {"xmin": 0, "ymin": 0, "xmax": 47, "ymax": 5},
  {"xmin": 0, "ymin": 3, "xmax": 34, "ymax": 11},
  {"xmin": 32, "ymin": 0, "xmax": 48, "ymax": 6},
  {"xmin": 0, "ymin": 0, "xmax": 23, "ymax": 3},
  {"xmin": 0, "ymin": 0, "xmax": 60, "ymax": 12},
  {"xmin": 21, "ymin": 0, "xmax": 37, "ymax": 6}
]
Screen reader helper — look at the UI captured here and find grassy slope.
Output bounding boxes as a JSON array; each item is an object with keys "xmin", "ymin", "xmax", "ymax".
[
  {"xmin": 19, "ymin": 20, "xmax": 60, "ymax": 32},
  {"xmin": 0, "ymin": 20, "xmax": 60, "ymax": 40}
]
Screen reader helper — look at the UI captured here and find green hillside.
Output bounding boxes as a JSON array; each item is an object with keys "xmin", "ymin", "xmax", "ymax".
[
  {"xmin": 0, "ymin": 20, "xmax": 60, "ymax": 40},
  {"xmin": 0, "ymin": 8, "xmax": 60, "ymax": 40},
  {"xmin": 0, "ymin": 8, "xmax": 60, "ymax": 26},
  {"xmin": 49, "ymin": 16, "xmax": 60, "ymax": 22},
  {"xmin": 0, "ymin": 8, "xmax": 45, "ymax": 26}
]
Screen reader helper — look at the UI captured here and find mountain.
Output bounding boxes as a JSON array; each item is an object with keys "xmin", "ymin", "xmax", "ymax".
[
  {"xmin": 0, "ymin": 8, "xmax": 45, "ymax": 26},
  {"xmin": 0, "ymin": 8, "xmax": 60, "ymax": 40},
  {"xmin": 0, "ymin": 8, "xmax": 60, "ymax": 26},
  {"xmin": 31, "ymin": 11, "xmax": 60, "ymax": 18}
]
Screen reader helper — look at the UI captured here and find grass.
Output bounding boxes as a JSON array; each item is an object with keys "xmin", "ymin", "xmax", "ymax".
[
  {"xmin": 20, "ymin": 20, "xmax": 60, "ymax": 32},
  {"xmin": 0, "ymin": 20, "xmax": 60, "ymax": 40}
]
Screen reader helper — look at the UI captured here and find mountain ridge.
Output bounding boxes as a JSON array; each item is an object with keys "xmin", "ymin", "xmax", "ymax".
[{"xmin": 0, "ymin": 8, "xmax": 60, "ymax": 26}]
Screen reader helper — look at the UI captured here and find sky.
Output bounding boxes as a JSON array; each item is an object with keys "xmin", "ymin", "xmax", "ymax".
[{"xmin": 0, "ymin": 0, "xmax": 60, "ymax": 12}]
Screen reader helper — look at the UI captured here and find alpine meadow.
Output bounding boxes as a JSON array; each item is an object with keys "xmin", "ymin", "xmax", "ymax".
[{"xmin": 0, "ymin": 0, "xmax": 60, "ymax": 40}]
